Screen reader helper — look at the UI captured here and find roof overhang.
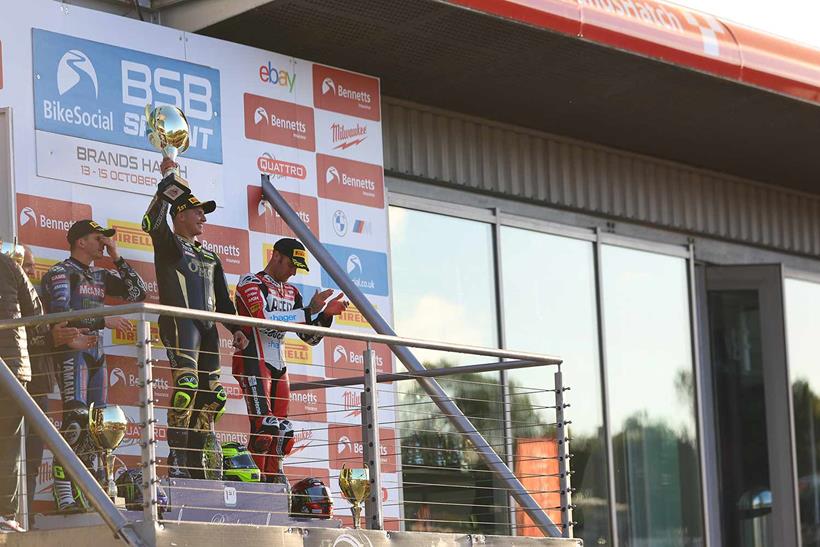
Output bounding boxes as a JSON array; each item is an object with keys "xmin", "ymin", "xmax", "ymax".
[{"xmin": 195, "ymin": 0, "xmax": 820, "ymax": 194}]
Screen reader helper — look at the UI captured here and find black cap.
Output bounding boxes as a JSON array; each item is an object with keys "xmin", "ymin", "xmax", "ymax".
[
  {"xmin": 273, "ymin": 238, "xmax": 309, "ymax": 271},
  {"xmin": 171, "ymin": 194, "xmax": 217, "ymax": 218},
  {"xmin": 67, "ymin": 220, "xmax": 116, "ymax": 245}
]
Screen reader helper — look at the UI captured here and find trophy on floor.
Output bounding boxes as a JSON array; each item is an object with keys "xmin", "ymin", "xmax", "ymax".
[
  {"xmin": 145, "ymin": 104, "xmax": 191, "ymax": 203},
  {"xmin": 89, "ymin": 403, "xmax": 128, "ymax": 499},
  {"xmin": 339, "ymin": 465, "xmax": 370, "ymax": 529}
]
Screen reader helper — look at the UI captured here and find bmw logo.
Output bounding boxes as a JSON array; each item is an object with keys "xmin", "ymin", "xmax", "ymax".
[{"xmin": 333, "ymin": 210, "xmax": 348, "ymax": 236}]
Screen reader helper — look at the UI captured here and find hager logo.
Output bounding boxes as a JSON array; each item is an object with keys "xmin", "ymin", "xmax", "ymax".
[
  {"xmin": 346, "ymin": 255, "xmax": 362, "ymax": 275},
  {"xmin": 19, "ymin": 207, "xmax": 36, "ymax": 227},
  {"xmin": 57, "ymin": 49, "xmax": 99, "ymax": 98},
  {"xmin": 254, "ymin": 106, "xmax": 269, "ymax": 125},
  {"xmin": 321, "ymin": 77, "xmax": 336, "ymax": 95}
]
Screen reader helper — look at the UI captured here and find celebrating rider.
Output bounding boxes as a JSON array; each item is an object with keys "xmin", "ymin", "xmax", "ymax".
[
  {"xmin": 233, "ymin": 237, "xmax": 347, "ymax": 484},
  {"xmin": 142, "ymin": 159, "xmax": 248, "ymax": 479}
]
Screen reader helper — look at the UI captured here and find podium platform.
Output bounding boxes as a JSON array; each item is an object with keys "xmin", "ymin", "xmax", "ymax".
[{"xmin": 33, "ymin": 478, "xmax": 341, "ymax": 530}]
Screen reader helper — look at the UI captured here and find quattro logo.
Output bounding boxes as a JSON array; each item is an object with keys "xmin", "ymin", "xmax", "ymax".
[
  {"xmin": 246, "ymin": 186, "xmax": 319, "ymax": 238},
  {"xmin": 257, "ymin": 152, "xmax": 306, "ymax": 180},
  {"xmin": 244, "ymin": 93, "xmax": 315, "ymax": 151},
  {"xmin": 313, "ymin": 64, "xmax": 380, "ymax": 121},
  {"xmin": 321, "ymin": 244, "xmax": 389, "ymax": 297},
  {"xmin": 316, "ymin": 154, "xmax": 384, "ymax": 209},
  {"xmin": 17, "ymin": 193, "xmax": 92, "ymax": 249},
  {"xmin": 33, "ymin": 29, "xmax": 223, "ymax": 163}
]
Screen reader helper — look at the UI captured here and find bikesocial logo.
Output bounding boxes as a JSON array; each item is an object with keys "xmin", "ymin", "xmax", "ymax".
[
  {"xmin": 321, "ymin": 244, "xmax": 387, "ymax": 297},
  {"xmin": 346, "ymin": 254, "xmax": 362, "ymax": 275},
  {"xmin": 57, "ymin": 49, "xmax": 99, "ymax": 97}
]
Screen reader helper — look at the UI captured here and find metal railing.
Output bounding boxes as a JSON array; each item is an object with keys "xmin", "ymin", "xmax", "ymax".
[{"xmin": 0, "ymin": 302, "xmax": 573, "ymax": 543}]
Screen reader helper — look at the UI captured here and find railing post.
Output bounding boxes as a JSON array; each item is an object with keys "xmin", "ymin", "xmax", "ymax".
[
  {"xmin": 361, "ymin": 342, "xmax": 383, "ymax": 530},
  {"xmin": 136, "ymin": 316, "xmax": 159, "ymax": 526},
  {"xmin": 554, "ymin": 367, "xmax": 573, "ymax": 538}
]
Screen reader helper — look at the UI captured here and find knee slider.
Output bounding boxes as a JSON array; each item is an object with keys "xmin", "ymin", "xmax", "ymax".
[
  {"xmin": 257, "ymin": 417, "xmax": 294, "ymax": 457},
  {"xmin": 62, "ymin": 406, "xmax": 90, "ymax": 450},
  {"xmin": 173, "ymin": 372, "xmax": 198, "ymax": 409}
]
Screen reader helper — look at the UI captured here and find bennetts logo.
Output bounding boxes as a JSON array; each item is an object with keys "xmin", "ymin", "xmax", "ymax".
[
  {"xmin": 316, "ymin": 154, "xmax": 384, "ymax": 209},
  {"xmin": 313, "ymin": 64, "xmax": 380, "ymax": 121},
  {"xmin": 244, "ymin": 93, "xmax": 315, "ymax": 151}
]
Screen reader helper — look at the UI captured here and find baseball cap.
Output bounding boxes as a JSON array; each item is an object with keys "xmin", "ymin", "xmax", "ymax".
[
  {"xmin": 273, "ymin": 238, "xmax": 309, "ymax": 271},
  {"xmin": 67, "ymin": 220, "xmax": 116, "ymax": 245},
  {"xmin": 171, "ymin": 194, "xmax": 217, "ymax": 218}
]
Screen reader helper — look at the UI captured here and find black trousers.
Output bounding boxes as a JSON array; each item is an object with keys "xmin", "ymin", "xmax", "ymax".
[{"xmin": 0, "ymin": 383, "xmax": 25, "ymax": 517}]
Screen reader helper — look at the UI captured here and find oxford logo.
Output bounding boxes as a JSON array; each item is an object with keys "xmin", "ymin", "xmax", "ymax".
[{"xmin": 57, "ymin": 49, "xmax": 99, "ymax": 98}]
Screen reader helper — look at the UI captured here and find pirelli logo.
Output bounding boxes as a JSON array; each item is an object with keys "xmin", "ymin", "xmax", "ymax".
[
  {"xmin": 336, "ymin": 303, "xmax": 370, "ymax": 328},
  {"xmin": 109, "ymin": 219, "xmax": 152, "ymax": 252},
  {"xmin": 284, "ymin": 339, "xmax": 312, "ymax": 364},
  {"xmin": 112, "ymin": 320, "xmax": 164, "ymax": 348}
]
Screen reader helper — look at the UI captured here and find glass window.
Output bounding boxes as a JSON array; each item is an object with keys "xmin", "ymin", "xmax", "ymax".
[
  {"xmin": 500, "ymin": 226, "xmax": 609, "ymax": 544},
  {"xmin": 601, "ymin": 245, "xmax": 703, "ymax": 546},
  {"xmin": 389, "ymin": 206, "xmax": 505, "ymax": 534},
  {"xmin": 784, "ymin": 277, "xmax": 820, "ymax": 547}
]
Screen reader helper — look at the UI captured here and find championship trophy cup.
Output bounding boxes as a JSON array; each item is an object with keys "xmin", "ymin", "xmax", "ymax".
[
  {"xmin": 145, "ymin": 104, "xmax": 191, "ymax": 203},
  {"xmin": 339, "ymin": 465, "xmax": 370, "ymax": 529},
  {"xmin": 89, "ymin": 403, "xmax": 128, "ymax": 499}
]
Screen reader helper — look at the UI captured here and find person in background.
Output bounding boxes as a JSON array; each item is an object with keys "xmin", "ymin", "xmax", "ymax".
[{"xmin": 41, "ymin": 221, "xmax": 147, "ymax": 512}]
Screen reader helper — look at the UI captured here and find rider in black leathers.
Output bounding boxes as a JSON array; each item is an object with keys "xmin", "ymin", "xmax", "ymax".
[{"xmin": 142, "ymin": 174, "xmax": 247, "ymax": 479}]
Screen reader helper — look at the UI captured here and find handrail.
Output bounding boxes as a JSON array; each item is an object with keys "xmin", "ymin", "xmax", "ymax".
[{"xmin": 0, "ymin": 302, "xmax": 562, "ymax": 365}]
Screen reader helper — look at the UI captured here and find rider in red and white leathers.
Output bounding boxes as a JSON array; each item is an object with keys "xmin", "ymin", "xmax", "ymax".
[{"xmin": 232, "ymin": 238, "xmax": 347, "ymax": 483}]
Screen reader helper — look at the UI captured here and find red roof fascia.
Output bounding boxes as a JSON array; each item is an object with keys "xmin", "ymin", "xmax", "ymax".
[{"xmin": 447, "ymin": 0, "xmax": 820, "ymax": 105}]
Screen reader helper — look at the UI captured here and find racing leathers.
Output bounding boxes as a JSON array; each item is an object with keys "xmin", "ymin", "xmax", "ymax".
[
  {"xmin": 232, "ymin": 271, "xmax": 332, "ymax": 482},
  {"xmin": 41, "ymin": 256, "xmax": 147, "ymax": 511},
  {"xmin": 142, "ymin": 196, "xmax": 241, "ymax": 479}
]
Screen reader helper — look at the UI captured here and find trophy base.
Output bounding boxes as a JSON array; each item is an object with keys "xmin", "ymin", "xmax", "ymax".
[{"xmin": 158, "ymin": 172, "xmax": 191, "ymax": 203}]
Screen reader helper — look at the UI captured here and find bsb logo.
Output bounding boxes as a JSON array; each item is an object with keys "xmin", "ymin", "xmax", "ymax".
[
  {"xmin": 321, "ymin": 244, "xmax": 389, "ymax": 297},
  {"xmin": 244, "ymin": 93, "xmax": 315, "ymax": 151},
  {"xmin": 313, "ymin": 64, "xmax": 380, "ymax": 121},
  {"xmin": 17, "ymin": 193, "xmax": 92, "ymax": 249},
  {"xmin": 32, "ymin": 29, "xmax": 223, "ymax": 163},
  {"xmin": 246, "ymin": 186, "xmax": 319, "ymax": 238},
  {"xmin": 316, "ymin": 154, "xmax": 384, "ymax": 209}
]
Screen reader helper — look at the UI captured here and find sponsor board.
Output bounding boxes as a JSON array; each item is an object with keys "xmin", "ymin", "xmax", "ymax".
[
  {"xmin": 97, "ymin": 256, "xmax": 159, "ymax": 303},
  {"xmin": 112, "ymin": 319, "xmax": 163, "ymax": 347},
  {"xmin": 287, "ymin": 420, "xmax": 329, "ymax": 467},
  {"xmin": 243, "ymin": 93, "xmax": 315, "ymax": 151},
  {"xmin": 107, "ymin": 355, "xmax": 172, "ymax": 408},
  {"xmin": 215, "ymin": 412, "xmax": 251, "ymax": 446},
  {"xmin": 32, "ymin": 29, "xmax": 222, "ymax": 163},
  {"xmin": 324, "ymin": 337, "xmax": 393, "ymax": 379},
  {"xmin": 316, "ymin": 154, "xmax": 384, "ymax": 209},
  {"xmin": 283, "ymin": 338, "xmax": 313, "ymax": 366},
  {"xmin": 246, "ymin": 186, "xmax": 319, "ymax": 238},
  {"xmin": 199, "ymin": 223, "xmax": 250, "ymax": 275},
  {"xmin": 258, "ymin": 60, "xmax": 297, "ymax": 93},
  {"xmin": 289, "ymin": 374, "xmax": 327, "ymax": 422},
  {"xmin": 108, "ymin": 218, "xmax": 152, "ymax": 253},
  {"xmin": 312, "ymin": 64, "xmax": 380, "ymax": 121},
  {"xmin": 335, "ymin": 302, "xmax": 371, "ymax": 329},
  {"xmin": 17, "ymin": 193, "xmax": 92, "ymax": 249},
  {"xmin": 321, "ymin": 244, "xmax": 389, "ymax": 297},
  {"xmin": 256, "ymin": 152, "xmax": 307, "ymax": 181},
  {"xmin": 328, "ymin": 424, "xmax": 397, "ymax": 473}
]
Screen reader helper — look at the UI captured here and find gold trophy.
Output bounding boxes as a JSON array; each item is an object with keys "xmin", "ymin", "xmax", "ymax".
[
  {"xmin": 145, "ymin": 104, "xmax": 191, "ymax": 203},
  {"xmin": 339, "ymin": 464, "xmax": 370, "ymax": 529},
  {"xmin": 89, "ymin": 403, "xmax": 127, "ymax": 499}
]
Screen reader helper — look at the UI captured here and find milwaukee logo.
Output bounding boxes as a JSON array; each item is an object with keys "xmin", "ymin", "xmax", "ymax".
[
  {"xmin": 343, "ymin": 390, "xmax": 361, "ymax": 418},
  {"xmin": 290, "ymin": 428, "xmax": 314, "ymax": 456},
  {"xmin": 331, "ymin": 122, "xmax": 367, "ymax": 150},
  {"xmin": 109, "ymin": 219, "xmax": 151, "ymax": 251}
]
